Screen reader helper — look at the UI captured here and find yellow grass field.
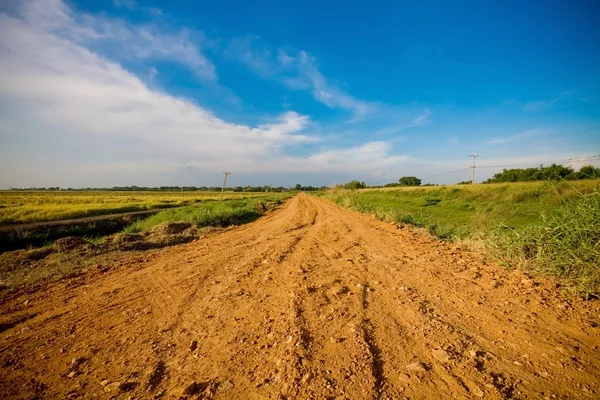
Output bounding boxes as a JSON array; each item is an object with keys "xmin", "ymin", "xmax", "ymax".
[{"xmin": 0, "ymin": 191, "xmax": 275, "ymax": 225}]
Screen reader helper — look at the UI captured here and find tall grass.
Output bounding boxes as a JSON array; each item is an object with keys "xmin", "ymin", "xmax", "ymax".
[
  {"xmin": 320, "ymin": 180, "xmax": 600, "ymax": 297},
  {"xmin": 126, "ymin": 197, "xmax": 286, "ymax": 233},
  {"xmin": 486, "ymin": 191, "xmax": 600, "ymax": 297}
]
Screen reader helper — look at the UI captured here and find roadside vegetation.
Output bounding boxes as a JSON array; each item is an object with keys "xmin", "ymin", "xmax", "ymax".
[
  {"xmin": 0, "ymin": 191, "xmax": 277, "ymax": 225},
  {"xmin": 126, "ymin": 196, "xmax": 287, "ymax": 232},
  {"xmin": 321, "ymin": 180, "xmax": 600, "ymax": 297}
]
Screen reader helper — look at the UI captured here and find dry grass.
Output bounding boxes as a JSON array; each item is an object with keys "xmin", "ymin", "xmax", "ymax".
[{"xmin": 0, "ymin": 191, "xmax": 275, "ymax": 225}]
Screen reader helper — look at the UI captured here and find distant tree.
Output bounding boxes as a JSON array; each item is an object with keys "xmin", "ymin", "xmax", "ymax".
[
  {"xmin": 485, "ymin": 164, "xmax": 578, "ymax": 183},
  {"xmin": 456, "ymin": 180, "xmax": 472, "ymax": 185},
  {"xmin": 579, "ymin": 165, "xmax": 600, "ymax": 179},
  {"xmin": 294, "ymin": 184, "xmax": 302, "ymax": 191},
  {"xmin": 343, "ymin": 180, "xmax": 367, "ymax": 190},
  {"xmin": 399, "ymin": 176, "xmax": 421, "ymax": 186}
]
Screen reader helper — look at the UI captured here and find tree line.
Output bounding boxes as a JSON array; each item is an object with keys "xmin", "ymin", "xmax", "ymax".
[
  {"xmin": 484, "ymin": 164, "xmax": 600, "ymax": 183},
  {"xmin": 8, "ymin": 185, "xmax": 327, "ymax": 192}
]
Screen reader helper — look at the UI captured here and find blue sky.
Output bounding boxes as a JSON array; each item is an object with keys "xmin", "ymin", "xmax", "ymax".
[{"xmin": 0, "ymin": 0, "xmax": 598, "ymax": 188}]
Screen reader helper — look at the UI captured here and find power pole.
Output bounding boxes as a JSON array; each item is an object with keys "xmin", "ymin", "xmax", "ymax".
[
  {"xmin": 220, "ymin": 171, "xmax": 231, "ymax": 200},
  {"xmin": 469, "ymin": 155, "xmax": 479, "ymax": 184}
]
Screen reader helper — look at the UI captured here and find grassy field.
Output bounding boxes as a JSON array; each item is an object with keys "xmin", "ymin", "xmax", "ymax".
[
  {"xmin": 0, "ymin": 191, "xmax": 277, "ymax": 225},
  {"xmin": 321, "ymin": 180, "xmax": 600, "ymax": 297},
  {"xmin": 126, "ymin": 195, "xmax": 289, "ymax": 233}
]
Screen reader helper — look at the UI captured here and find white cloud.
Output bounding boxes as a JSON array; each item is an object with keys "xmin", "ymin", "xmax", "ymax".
[
  {"xmin": 15, "ymin": 0, "xmax": 216, "ymax": 81},
  {"xmin": 226, "ymin": 38, "xmax": 374, "ymax": 118},
  {"xmin": 293, "ymin": 51, "xmax": 374, "ymax": 118},
  {"xmin": 0, "ymin": 2, "xmax": 410, "ymax": 187}
]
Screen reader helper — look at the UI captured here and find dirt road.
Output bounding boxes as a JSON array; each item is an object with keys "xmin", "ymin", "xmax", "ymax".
[{"xmin": 1, "ymin": 194, "xmax": 599, "ymax": 399}]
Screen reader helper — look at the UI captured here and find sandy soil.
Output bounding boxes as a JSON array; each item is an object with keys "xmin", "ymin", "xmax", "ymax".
[{"xmin": 1, "ymin": 194, "xmax": 599, "ymax": 399}]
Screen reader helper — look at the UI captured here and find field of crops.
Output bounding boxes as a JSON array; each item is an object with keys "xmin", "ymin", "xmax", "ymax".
[{"xmin": 0, "ymin": 191, "xmax": 277, "ymax": 225}]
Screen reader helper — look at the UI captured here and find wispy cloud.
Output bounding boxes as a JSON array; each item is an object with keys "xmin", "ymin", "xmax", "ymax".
[
  {"xmin": 113, "ymin": 0, "xmax": 137, "ymax": 9},
  {"xmin": 412, "ymin": 108, "xmax": 433, "ymax": 125},
  {"xmin": 372, "ymin": 108, "xmax": 432, "ymax": 136},
  {"xmin": 225, "ymin": 38, "xmax": 374, "ymax": 118},
  {"xmin": 523, "ymin": 91, "xmax": 573, "ymax": 112},
  {"xmin": 14, "ymin": 0, "xmax": 216, "ymax": 82},
  {"xmin": 487, "ymin": 128, "xmax": 549, "ymax": 145}
]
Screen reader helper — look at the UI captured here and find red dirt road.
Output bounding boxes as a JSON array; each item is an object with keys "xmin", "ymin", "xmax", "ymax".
[{"xmin": 1, "ymin": 194, "xmax": 599, "ymax": 399}]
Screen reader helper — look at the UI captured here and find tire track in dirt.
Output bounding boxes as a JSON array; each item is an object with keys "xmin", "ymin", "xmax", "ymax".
[{"xmin": 1, "ymin": 194, "xmax": 600, "ymax": 399}]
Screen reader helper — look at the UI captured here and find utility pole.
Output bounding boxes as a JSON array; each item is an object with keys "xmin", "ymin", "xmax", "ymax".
[
  {"xmin": 469, "ymin": 155, "xmax": 479, "ymax": 184},
  {"xmin": 220, "ymin": 171, "xmax": 231, "ymax": 200}
]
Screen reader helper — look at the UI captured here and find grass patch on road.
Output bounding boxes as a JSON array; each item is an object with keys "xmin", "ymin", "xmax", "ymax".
[{"xmin": 320, "ymin": 180, "xmax": 600, "ymax": 297}]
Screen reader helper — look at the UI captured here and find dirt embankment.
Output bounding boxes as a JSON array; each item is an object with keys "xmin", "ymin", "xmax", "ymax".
[
  {"xmin": 0, "ymin": 210, "xmax": 161, "ymax": 253},
  {"xmin": 1, "ymin": 194, "xmax": 599, "ymax": 399}
]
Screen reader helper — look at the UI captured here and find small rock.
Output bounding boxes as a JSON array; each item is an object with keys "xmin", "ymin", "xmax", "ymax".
[
  {"xmin": 71, "ymin": 357, "xmax": 85, "ymax": 366},
  {"xmin": 190, "ymin": 340, "xmax": 198, "ymax": 352},
  {"xmin": 301, "ymin": 373, "xmax": 311, "ymax": 384},
  {"xmin": 104, "ymin": 382, "xmax": 121, "ymax": 393},
  {"xmin": 406, "ymin": 362, "xmax": 425, "ymax": 372},
  {"xmin": 513, "ymin": 361, "xmax": 523, "ymax": 366},
  {"xmin": 329, "ymin": 337, "xmax": 339, "ymax": 343},
  {"xmin": 100, "ymin": 380, "xmax": 109, "ymax": 387},
  {"xmin": 472, "ymin": 386, "xmax": 484, "ymax": 397},
  {"xmin": 183, "ymin": 381, "xmax": 198, "ymax": 396},
  {"xmin": 469, "ymin": 350, "xmax": 477, "ymax": 357},
  {"xmin": 119, "ymin": 381, "xmax": 139, "ymax": 392},
  {"xmin": 67, "ymin": 371, "xmax": 77, "ymax": 378},
  {"xmin": 219, "ymin": 380, "xmax": 234, "ymax": 392},
  {"xmin": 23, "ymin": 300, "xmax": 30, "ymax": 306},
  {"xmin": 398, "ymin": 373, "xmax": 410, "ymax": 381},
  {"xmin": 432, "ymin": 349, "xmax": 451, "ymax": 362}
]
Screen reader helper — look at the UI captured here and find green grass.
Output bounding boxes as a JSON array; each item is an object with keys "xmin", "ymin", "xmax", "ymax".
[
  {"xmin": 0, "ymin": 191, "xmax": 277, "ymax": 225},
  {"xmin": 125, "ymin": 195, "xmax": 288, "ymax": 233},
  {"xmin": 320, "ymin": 180, "xmax": 600, "ymax": 297}
]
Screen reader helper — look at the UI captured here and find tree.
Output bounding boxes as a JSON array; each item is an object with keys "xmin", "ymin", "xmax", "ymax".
[
  {"xmin": 295, "ymin": 184, "xmax": 302, "ymax": 191},
  {"xmin": 343, "ymin": 180, "xmax": 366, "ymax": 190},
  {"xmin": 579, "ymin": 165, "xmax": 600, "ymax": 179},
  {"xmin": 399, "ymin": 176, "xmax": 421, "ymax": 186},
  {"xmin": 485, "ymin": 164, "xmax": 580, "ymax": 183}
]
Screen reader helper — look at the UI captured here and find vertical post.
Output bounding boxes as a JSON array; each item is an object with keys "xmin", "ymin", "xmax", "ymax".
[
  {"xmin": 221, "ymin": 171, "xmax": 231, "ymax": 200},
  {"xmin": 469, "ymin": 155, "xmax": 479, "ymax": 184}
]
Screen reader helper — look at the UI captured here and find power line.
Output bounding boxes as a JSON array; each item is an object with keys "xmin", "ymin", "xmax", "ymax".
[
  {"xmin": 421, "ymin": 154, "xmax": 600, "ymax": 183},
  {"xmin": 478, "ymin": 156, "xmax": 600, "ymax": 169},
  {"xmin": 431, "ymin": 167, "xmax": 472, "ymax": 177}
]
